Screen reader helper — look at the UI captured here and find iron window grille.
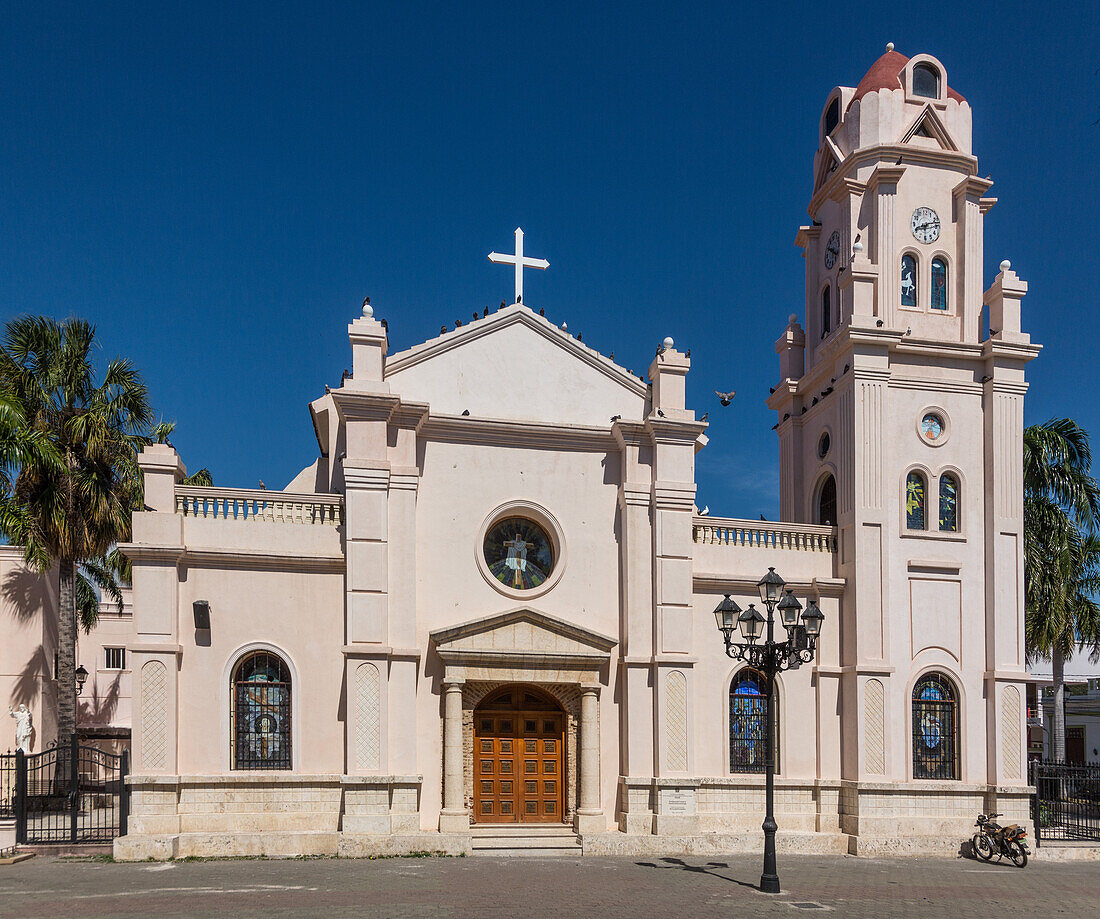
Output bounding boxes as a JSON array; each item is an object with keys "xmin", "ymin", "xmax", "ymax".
[
  {"xmin": 730, "ymin": 670, "xmax": 776, "ymax": 774},
  {"xmin": 104, "ymin": 647, "xmax": 126, "ymax": 670},
  {"xmin": 912, "ymin": 672, "xmax": 959, "ymax": 780},
  {"xmin": 231, "ymin": 650, "xmax": 292, "ymax": 770}
]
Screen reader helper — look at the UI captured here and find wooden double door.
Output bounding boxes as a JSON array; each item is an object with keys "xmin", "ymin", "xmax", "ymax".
[{"xmin": 473, "ymin": 687, "xmax": 564, "ymax": 823}]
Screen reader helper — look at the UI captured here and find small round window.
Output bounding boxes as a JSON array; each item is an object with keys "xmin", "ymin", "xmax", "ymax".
[
  {"xmin": 818, "ymin": 432, "xmax": 831, "ymax": 459},
  {"xmin": 921, "ymin": 413, "xmax": 945, "ymax": 443},
  {"xmin": 483, "ymin": 517, "xmax": 554, "ymax": 591}
]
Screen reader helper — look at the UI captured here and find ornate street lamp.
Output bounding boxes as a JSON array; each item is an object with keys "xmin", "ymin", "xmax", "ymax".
[
  {"xmin": 75, "ymin": 665, "xmax": 89, "ymax": 697},
  {"xmin": 713, "ymin": 567, "xmax": 825, "ymax": 894}
]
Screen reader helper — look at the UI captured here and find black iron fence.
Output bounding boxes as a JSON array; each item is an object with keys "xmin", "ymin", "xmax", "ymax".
[
  {"xmin": 0, "ymin": 735, "xmax": 128, "ymax": 844},
  {"xmin": 1031, "ymin": 759, "xmax": 1100, "ymax": 845}
]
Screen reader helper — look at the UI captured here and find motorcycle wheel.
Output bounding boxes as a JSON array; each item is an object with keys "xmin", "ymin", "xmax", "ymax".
[
  {"xmin": 1007, "ymin": 840, "xmax": 1028, "ymax": 868},
  {"xmin": 973, "ymin": 833, "xmax": 995, "ymax": 861}
]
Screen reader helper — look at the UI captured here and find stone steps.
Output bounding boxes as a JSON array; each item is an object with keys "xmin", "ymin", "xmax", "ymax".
[{"xmin": 471, "ymin": 823, "xmax": 582, "ymax": 857}]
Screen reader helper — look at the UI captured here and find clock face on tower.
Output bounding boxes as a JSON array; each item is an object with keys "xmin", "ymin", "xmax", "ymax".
[
  {"xmin": 824, "ymin": 230, "xmax": 841, "ymax": 269},
  {"xmin": 911, "ymin": 207, "xmax": 941, "ymax": 244}
]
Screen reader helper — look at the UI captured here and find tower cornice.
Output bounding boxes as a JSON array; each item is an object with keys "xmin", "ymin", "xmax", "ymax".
[{"xmin": 809, "ymin": 145, "xmax": 978, "ymax": 217}]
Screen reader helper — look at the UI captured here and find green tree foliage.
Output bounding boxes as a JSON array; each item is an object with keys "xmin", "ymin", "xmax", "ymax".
[
  {"xmin": 1023, "ymin": 418, "xmax": 1100, "ymax": 762},
  {"xmin": 0, "ymin": 317, "xmax": 152, "ymax": 742}
]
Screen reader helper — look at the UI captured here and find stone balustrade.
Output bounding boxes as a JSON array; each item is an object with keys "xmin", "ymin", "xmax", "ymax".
[
  {"xmin": 693, "ymin": 517, "xmax": 837, "ymax": 553},
  {"xmin": 175, "ymin": 485, "xmax": 344, "ymax": 526}
]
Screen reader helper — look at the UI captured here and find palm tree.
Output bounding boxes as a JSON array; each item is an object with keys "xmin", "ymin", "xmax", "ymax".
[
  {"xmin": 0, "ymin": 316, "xmax": 152, "ymax": 745},
  {"xmin": 1023, "ymin": 419, "xmax": 1100, "ymax": 762},
  {"xmin": 0, "ymin": 393, "xmax": 62, "ymax": 544}
]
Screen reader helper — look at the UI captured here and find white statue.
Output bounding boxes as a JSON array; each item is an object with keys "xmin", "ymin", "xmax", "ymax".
[{"xmin": 8, "ymin": 704, "xmax": 32, "ymax": 753}]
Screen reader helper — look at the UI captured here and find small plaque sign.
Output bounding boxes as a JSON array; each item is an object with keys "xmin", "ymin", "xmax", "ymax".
[{"xmin": 660, "ymin": 788, "xmax": 696, "ymax": 815}]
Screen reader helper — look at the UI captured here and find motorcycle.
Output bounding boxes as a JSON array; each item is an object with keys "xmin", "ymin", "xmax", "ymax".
[{"xmin": 973, "ymin": 812, "xmax": 1029, "ymax": 867}]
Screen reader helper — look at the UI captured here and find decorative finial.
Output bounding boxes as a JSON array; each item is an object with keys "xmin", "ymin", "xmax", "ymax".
[
  {"xmin": 1000, "ymin": 259, "xmax": 1011, "ymax": 272},
  {"xmin": 886, "ymin": 42, "xmax": 894, "ymax": 52},
  {"xmin": 663, "ymin": 336, "xmax": 675, "ymax": 350},
  {"xmin": 362, "ymin": 296, "xmax": 373, "ymax": 318},
  {"xmin": 788, "ymin": 313, "xmax": 798, "ymax": 325}
]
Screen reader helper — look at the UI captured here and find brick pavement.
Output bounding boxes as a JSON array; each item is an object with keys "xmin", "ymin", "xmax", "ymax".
[{"xmin": 0, "ymin": 853, "xmax": 1096, "ymax": 918}]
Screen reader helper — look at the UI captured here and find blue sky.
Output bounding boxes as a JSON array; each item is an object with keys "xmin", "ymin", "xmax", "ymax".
[{"xmin": 1, "ymin": 2, "xmax": 1097, "ymax": 516}]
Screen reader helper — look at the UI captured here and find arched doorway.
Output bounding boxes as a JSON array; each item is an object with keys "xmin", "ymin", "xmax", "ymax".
[{"xmin": 474, "ymin": 686, "xmax": 564, "ymax": 823}]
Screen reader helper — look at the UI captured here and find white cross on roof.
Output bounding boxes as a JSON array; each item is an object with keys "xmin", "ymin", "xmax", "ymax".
[{"xmin": 488, "ymin": 227, "xmax": 549, "ymax": 303}]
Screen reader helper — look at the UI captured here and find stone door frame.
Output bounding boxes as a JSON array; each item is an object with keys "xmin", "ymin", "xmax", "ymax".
[{"xmin": 430, "ymin": 607, "xmax": 615, "ymax": 834}]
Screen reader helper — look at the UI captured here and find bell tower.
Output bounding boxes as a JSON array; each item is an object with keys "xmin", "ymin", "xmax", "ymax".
[{"xmin": 768, "ymin": 46, "xmax": 1040, "ymax": 791}]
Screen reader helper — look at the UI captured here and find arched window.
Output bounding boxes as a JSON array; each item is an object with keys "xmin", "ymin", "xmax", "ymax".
[
  {"xmin": 821, "ymin": 286, "xmax": 831, "ymax": 338},
  {"xmin": 939, "ymin": 473, "xmax": 959, "ymax": 532},
  {"xmin": 730, "ymin": 670, "xmax": 773, "ymax": 773},
  {"xmin": 906, "ymin": 471, "xmax": 927, "ymax": 530},
  {"xmin": 931, "ymin": 258, "xmax": 948, "ymax": 310},
  {"xmin": 901, "ymin": 254, "xmax": 918, "ymax": 308},
  {"xmin": 817, "ymin": 474, "xmax": 837, "ymax": 526},
  {"xmin": 823, "ymin": 97, "xmax": 840, "ymax": 136},
  {"xmin": 231, "ymin": 650, "xmax": 292, "ymax": 770},
  {"xmin": 912, "ymin": 672, "xmax": 959, "ymax": 779},
  {"xmin": 913, "ymin": 63, "xmax": 941, "ymax": 99}
]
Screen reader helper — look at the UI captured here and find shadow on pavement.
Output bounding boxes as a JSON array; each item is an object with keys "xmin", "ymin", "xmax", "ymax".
[{"xmin": 634, "ymin": 856, "xmax": 760, "ymax": 890}]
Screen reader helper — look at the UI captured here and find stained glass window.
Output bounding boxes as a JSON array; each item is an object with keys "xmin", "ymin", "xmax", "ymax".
[
  {"xmin": 913, "ymin": 63, "xmax": 940, "ymax": 99},
  {"xmin": 931, "ymin": 258, "xmax": 948, "ymax": 311},
  {"xmin": 484, "ymin": 517, "xmax": 554, "ymax": 590},
  {"xmin": 231, "ymin": 650, "xmax": 291, "ymax": 770},
  {"xmin": 921, "ymin": 413, "xmax": 945, "ymax": 443},
  {"xmin": 821, "ymin": 286, "xmax": 831, "ymax": 338},
  {"xmin": 912, "ymin": 673, "xmax": 958, "ymax": 779},
  {"xmin": 901, "ymin": 254, "xmax": 918, "ymax": 307},
  {"xmin": 906, "ymin": 471, "xmax": 927, "ymax": 530},
  {"xmin": 939, "ymin": 473, "xmax": 959, "ymax": 532},
  {"xmin": 817, "ymin": 474, "xmax": 837, "ymax": 526},
  {"xmin": 730, "ymin": 670, "xmax": 774, "ymax": 773}
]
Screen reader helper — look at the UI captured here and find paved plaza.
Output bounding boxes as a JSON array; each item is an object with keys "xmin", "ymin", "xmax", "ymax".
[{"xmin": 0, "ymin": 853, "xmax": 1097, "ymax": 918}]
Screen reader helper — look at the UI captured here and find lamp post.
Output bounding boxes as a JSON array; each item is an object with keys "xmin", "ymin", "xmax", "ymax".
[
  {"xmin": 713, "ymin": 567, "xmax": 824, "ymax": 894},
  {"xmin": 75, "ymin": 665, "xmax": 89, "ymax": 697}
]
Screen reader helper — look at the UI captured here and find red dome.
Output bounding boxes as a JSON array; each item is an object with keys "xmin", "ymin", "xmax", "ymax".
[{"xmin": 847, "ymin": 50, "xmax": 965, "ymax": 110}]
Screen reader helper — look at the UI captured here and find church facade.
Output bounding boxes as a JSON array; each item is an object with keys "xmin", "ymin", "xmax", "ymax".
[{"xmin": 113, "ymin": 47, "xmax": 1039, "ymax": 860}]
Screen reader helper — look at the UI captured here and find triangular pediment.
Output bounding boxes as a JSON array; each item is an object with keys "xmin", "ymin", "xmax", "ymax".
[
  {"xmin": 899, "ymin": 105, "xmax": 958, "ymax": 151},
  {"xmin": 430, "ymin": 607, "xmax": 617, "ymax": 660},
  {"xmin": 383, "ymin": 305, "xmax": 648, "ymax": 427}
]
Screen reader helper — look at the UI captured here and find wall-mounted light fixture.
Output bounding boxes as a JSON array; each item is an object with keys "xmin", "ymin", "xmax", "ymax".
[{"xmin": 193, "ymin": 600, "xmax": 211, "ymax": 630}]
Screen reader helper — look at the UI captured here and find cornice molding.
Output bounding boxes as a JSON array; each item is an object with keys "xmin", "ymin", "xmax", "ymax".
[{"xmin": 420, "ymin": 414, "xmax": 616, "ymax": 452}]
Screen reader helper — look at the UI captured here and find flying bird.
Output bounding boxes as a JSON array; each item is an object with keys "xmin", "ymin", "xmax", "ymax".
[{"xmin": 715, "ymin": 390, "xmax": 736, "ymax": 407}]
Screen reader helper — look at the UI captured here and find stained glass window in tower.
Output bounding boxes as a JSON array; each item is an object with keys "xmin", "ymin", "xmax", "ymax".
[
  {"xmin": 484, "ymin": 517, "xmax": 554, "ymax": 590},
  {"xmin": 817, "ymin": 474, "xmax": 837, "ymax": 526},
  {"xmin": 906, "ymin": 471, "xmax": 927, "ymax": 530},
  {"xmin": 931, "ymin": 258, "xmax": 948, "ymax": 310},
  {"xmin": 921, "ymin": 413, "xmax": 945, "ymax": 443},
  {"xmin": 232, "ymin": 650, "xmax": 291, "ymax": 770},
  {"xmin": 901, "ymin": 254, "xmax": 918, "ymax": 307},
  {"xmin": 912, "ymin": 673, "xmax": 958, "ymax": 779},
  {"xmin": 730, "ymin": 670, "xmax": 773, "ymax": 773},
  {"xmin": 939, "ymin": 473, "xmax": 959, "ymax": 532}
]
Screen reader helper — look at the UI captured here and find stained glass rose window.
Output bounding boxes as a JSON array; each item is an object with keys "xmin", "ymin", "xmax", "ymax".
[{"xmin": 484, "ymin": 517, "xmax": 554, "ymax": 590}]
